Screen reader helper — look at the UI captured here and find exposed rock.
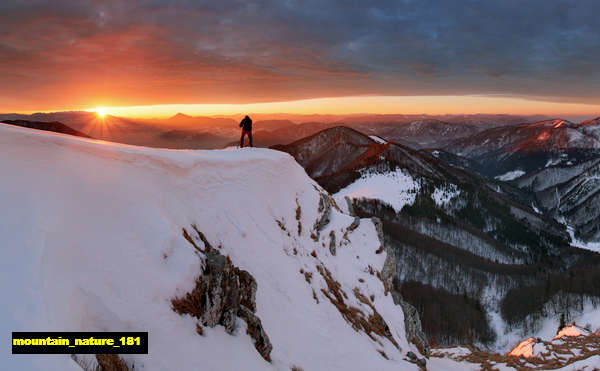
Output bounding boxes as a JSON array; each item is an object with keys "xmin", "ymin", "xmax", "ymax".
[
  {"xmin": 371, "ymin": 217, "xmax": 430, "ymax": 356},
  {"xmin": 406, "ymin": 351, "xmax": 427, "ymax": 369},
  {"xmin": 370, "ymin": 217, "xmax": 385, "ymax": 246},
  {"xmin": 71, "ymin": 354, "xmax": 130, "ymax": 371},
  {"xmin": 316, "ymin": 264, "xmax": 399, "ymax": 348},
  {"xmin": 238, "ymin": 306, "xmax": 273, "ymax": 361},
  {"xmin": 237, "ymin": 269, "xmax": 257, "ymax": 312},
  {"xmin": 313, "ymin": 193, "xmax": 332, "ymax": 236},
  {"xmin": 344, "ymin": 196, "xmax": 356, "ymax": 216},
  {"xmin": 173, "ymin": 227, "xmax": 272, "ymax": 362},
  {"xmin": 399, "ymin": 299, "xmax": 430, "ymax": 356},
  {"xmin": 329, "ymin": 196, "xmax": 342, "ymax": 212},
  {"xmin": 371, "ymin": 217, "xmax": 394, "ymax": 294},
  {"xmin": 95, "ymin": 354, "xmax": 130, "ymax": 371},
  {"xmin": 328, "ymin": 230, "xmax": 336, "ymax": 256},
  {"xmin": 347, "ymin": 216, "xmax": 360, "ymax": 231},
  {"xmin": 191, "ymin": 224, "xmax": 213, "ymax": 250}
]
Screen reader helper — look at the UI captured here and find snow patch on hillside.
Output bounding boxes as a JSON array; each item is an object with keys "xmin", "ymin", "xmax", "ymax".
[
  {"xmin": 553, "ymin": 325, "xmax": 590, "ymax": 340},
  {"xmin": 545, "ymin": 154, "xmax": 568, "ymax": 168},
  {"xmin": 554, "ymin": 355, "xmax": 600, "ymax": 370},
  {"xmin": 495, "ymin": 170, "xmax": 526, "ymax": 181},
  {"xmin": 333, "ymin": 168, "xmax": 420, "ymax": 213},
  {"xmin": 369, "ymin": 135, "xmax": 387, "ymax": 144},
  {"xmin": 565, "ymin": 224, "xmax": 600, "ymax": 253},
  {"xmin": 489, "ymin": 302, "xmax": 600, "ymax": 355},
  {"xmin": 507, "ymin": 337, "xmax": 537, "ymax": 357},
  {"xmin": 432, "ymin": 184, "xmax": 460, "ymax": 207},
  {"xmin": 531, "ymin": 203, "xmax": 542, "ymax": 214}
]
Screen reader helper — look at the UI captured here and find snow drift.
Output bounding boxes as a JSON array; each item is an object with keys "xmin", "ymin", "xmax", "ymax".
[{"xmin": 0, "ymin": 125, "xmax": 430, "ymax": 370}]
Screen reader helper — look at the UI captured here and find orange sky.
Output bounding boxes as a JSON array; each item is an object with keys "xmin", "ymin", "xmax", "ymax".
[{"xmin": 73, "ymin": 96, "xmax": 600, "ymax": 119}]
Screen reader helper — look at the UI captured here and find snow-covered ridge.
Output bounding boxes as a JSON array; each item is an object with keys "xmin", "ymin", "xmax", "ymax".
[{"xmin": 0, "ymin": 125, "xmax": 430, "ymax": 370}]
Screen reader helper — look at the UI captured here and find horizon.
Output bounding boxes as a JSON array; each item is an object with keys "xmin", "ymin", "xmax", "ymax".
[{"xmin": 3, "ymin": 95, "xmax": 599, "ymax": 123}]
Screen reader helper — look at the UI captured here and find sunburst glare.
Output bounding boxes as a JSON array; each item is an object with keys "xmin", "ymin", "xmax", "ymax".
[{"xmin": 94, "ymin": 107, "xmax": 108, "ymax": 118}]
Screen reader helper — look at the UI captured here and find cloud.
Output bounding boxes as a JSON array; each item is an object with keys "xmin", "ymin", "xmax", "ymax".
[{"xmin": 0, "ymin": 0, "xmax": 599, "ymax": 111}]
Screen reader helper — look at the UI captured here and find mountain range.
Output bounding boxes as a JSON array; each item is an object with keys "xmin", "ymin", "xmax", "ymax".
[
  {"xmin": 0, "ymin": 111, "xmax": 549, "ymax": 150},
  {"xmin": 273, "ymin": 125, "xmax": 600, "ymax": 349}
]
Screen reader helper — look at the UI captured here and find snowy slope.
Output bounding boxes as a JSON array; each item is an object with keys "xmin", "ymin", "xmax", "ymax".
[
  {"xmin": 0, "ymin": 125, "xmax": 444, "ymax": 370},
  {"xmin": 494, "ymin": 170, "xmax": 525, "ymax": 181},
  {"xmin": 333, "ymin": 168, "xmax": 420, "ymax": 213}
]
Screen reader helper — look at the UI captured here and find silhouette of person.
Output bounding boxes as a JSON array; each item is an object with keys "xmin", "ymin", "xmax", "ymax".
[{"xmin": 239, "ymin": 115, "xmax": 253, "ymax": 148}]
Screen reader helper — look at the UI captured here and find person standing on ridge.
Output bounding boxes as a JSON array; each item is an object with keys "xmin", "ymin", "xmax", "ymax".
[{"xmin": 239, "ymin": 115, "xmax": 253, "ymax": 148}]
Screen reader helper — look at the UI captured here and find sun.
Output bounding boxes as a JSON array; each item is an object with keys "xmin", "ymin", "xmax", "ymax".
[{"xmin": 94, "ymin": 107, "xmax": 108, "ymax": 118}]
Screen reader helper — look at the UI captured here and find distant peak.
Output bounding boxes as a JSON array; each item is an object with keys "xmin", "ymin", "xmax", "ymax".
[
  {"xmin": 314, "ymin": 126, "xmax": 374, "ymax": 141},
  {"xmin": 170, "ymin": 112, "xmax": 192, "ymax": 120},
  {"xmin": 578, "ymin": 117, "xmax": 600, "ymax": 127}
]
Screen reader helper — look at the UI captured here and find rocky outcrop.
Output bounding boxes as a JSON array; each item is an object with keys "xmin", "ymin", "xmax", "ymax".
[
  {"xmin": 71, "ymin": 354, "xmax": 130, "ymax": 371},
  {"xmin": 237, "ymin": 306, "xmax": 272, "ymax": 361},
  {"xmin": 328, "ymin": 230, "xmax": 336, "ymax": 256},
  {"xmin": 316, "ymin": 264, "xmax": 399, "ymax": 349},
  {"xmin": 95, "ymin": 354, "xmax": 130, "ymax": 371},
  {"xmin": 347, "ymin": 216, "xmax": 361, "ymax": 231},
  {"xmin": 313, "ymin": 192, "xmax": 332, "ymax": 236},
  {"xmin": 406, "ymin": 351, "xmax": 427, "ymax": 369},
  {"xmin": 173, "ymin": 227, "xmax": 272, "ymax": 362},
  {"xmin": 344, "ymin": 196, "xmax": 356, "ymax": 216},
  {"xmin": 371, "ymin": 217, "xmax": 395, "ymax": 295},
  {"xmin": 399, "ymin": 300, "xmax": 430, "ymax": 357},
  {"xmin": 371, "ymin": 216, "xmax": 430, "ymax": 356}
]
